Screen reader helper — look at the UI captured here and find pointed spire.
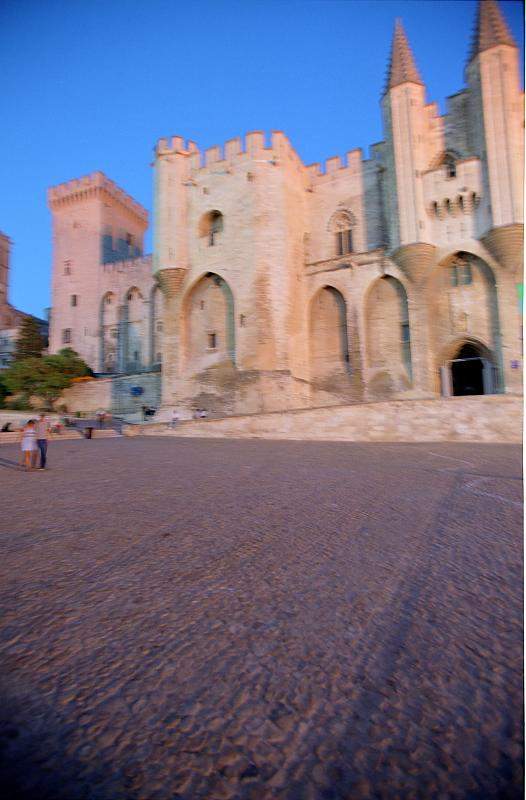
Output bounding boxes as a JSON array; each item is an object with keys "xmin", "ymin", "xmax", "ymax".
[
  {"xmin": 384, "ymin": 19, "xmax": 423, "ymax": 94},
  {"xmin": 468, "ymin": 0, "xmax": 516, "ymax": 62}
]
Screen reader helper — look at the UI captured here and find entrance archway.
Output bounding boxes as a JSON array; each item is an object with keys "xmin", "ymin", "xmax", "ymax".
[{"xmin": 443, "ymin": 340, "xmax": 496, "ymax": 396}]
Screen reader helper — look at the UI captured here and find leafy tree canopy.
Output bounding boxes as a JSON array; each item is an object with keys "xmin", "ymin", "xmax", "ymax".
[
  {"xmin": 13, "ymin": 316, "xmax": 46, "ymax": 361},
  {"xmin": 3, "ymin": 348, "xmax": 92, "ymax": 409}
]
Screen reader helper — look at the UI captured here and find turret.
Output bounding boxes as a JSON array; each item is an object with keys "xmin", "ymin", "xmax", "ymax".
[
  {"xmin": 381, "ymin": 20, "xmax": 435, "ymax": 282},
  {"xmin": 153, "ymin": 137, "xmax": 196, "ymax": 298},
  {"xmin": 466, "ymin": 0, "xmax": 524, "ymax": 272}
]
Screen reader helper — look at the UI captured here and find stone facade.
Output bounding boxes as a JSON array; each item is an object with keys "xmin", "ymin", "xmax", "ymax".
[
  {"xmin": 49, "ymin": 1, "xmax": 523, "ymax": 416},
  {"xmin": 0, "ymin": 231, "xmax": 48, "ymax": 369}
]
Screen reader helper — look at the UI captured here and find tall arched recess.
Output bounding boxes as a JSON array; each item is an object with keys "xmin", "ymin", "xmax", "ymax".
[
  {"xmin": 150, "ymin": 284, "xmax": 163, "ymax": 367},
  {"xmin": 366, "ymin": 276, "xmax": 412, "ymax": 387},
  {"xmin": 184, "ymin": 272, "xmax": 236, "ymax": 369},
  {"xmin": 309, "ymin": 286, "xmax": 350, "ymax": 386},
  {"xmin": 100, "ymin": 291, "xmax": 118, "ymax": 373}
]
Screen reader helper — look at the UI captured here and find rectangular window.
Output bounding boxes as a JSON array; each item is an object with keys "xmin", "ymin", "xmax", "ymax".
[
  {"xmin": 71, "ymin": 294, "xmax": 77, "ymax": 307},
  {"xmin": 208, "ymin": 333, "xmax": 217, "ymax": 349},
  {"xmin": 336, "ymin": 232, "xmax": 344, "ymax": 256},
  {"xmin": 347, "ymin": 229, "xmax": 353, "ymax": 253},
  {"xmin": 62, "ymin": 328, "xmax": 71, "ymax": 344},
  {"xmin": 401, "ymin": 322, "xmax": 410, "ymax": 343}
]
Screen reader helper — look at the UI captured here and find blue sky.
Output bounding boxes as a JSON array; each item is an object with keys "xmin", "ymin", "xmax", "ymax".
[{"xmin": 1, "ymin": 0, "xmax": 523, "ymax": 318}]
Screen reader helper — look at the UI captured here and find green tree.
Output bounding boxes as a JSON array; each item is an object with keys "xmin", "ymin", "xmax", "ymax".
[
  {"xmin": 13, "ymin": 316, "xmax": 46, "ymax": 361},
  {"xmin": 3, "ymin": 348, "xmax": 92, "ymax": 409}
]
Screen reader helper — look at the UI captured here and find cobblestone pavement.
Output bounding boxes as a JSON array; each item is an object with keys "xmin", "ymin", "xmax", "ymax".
[{"xmin": 0, "ymin": 438, "xmax": 522, "ymax": 799}]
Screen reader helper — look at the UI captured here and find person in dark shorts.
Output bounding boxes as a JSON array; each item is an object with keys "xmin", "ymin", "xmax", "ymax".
[{"xmin": 35, "ymin": 413, "xmax": 50, "ymax": 470}]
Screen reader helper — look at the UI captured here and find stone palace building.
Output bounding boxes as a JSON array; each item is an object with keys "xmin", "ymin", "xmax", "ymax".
[{"xmin": 48, "ymin": 0, "xmax": 523, "ymax": 416}]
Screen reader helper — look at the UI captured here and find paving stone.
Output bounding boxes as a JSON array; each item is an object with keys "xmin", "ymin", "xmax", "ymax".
[{"xmin": 0, "ymin": 437, "xmax": 522, "ymax": 799}]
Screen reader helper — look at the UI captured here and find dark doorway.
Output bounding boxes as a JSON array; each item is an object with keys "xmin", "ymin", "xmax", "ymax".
[{"xmin": 451, "ymin": 343, "xmax": 485, "ymax": 396}]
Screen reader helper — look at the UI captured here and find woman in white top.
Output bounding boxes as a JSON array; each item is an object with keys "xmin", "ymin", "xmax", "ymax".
[{"xmin": 20, "ymin": 419, "xmax": 37, "ymax": 471}]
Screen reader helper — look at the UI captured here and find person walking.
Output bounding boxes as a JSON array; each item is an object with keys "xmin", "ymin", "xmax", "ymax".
[
  {"xmin": 19, "ymin": 419, "xmax": 37, "ymax": 471},
  {"xmin": 170, "ymin": 408, "xmax": 179, "ymax": 430},
  {"xmin": 35, "ymin": 413, "xmax": 50, "ymax": 470}
]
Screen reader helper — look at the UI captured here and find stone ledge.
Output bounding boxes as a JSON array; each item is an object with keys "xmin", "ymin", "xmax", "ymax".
[{"xmin": 125, "ymin": 395, "xmax": 522, "ymax": 444}]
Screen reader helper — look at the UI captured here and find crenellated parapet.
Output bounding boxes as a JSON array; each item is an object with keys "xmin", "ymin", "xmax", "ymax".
[
  {"xmin": 305, "ymin": 149, "xmax": 364, "ymax": 188},
  {"xmin": 48, "ymin": 171, "xmax": 148, "ymax": 225},
  {"xmin": 155, "ymin": 130, "xmax": 302, "ymax": 172}
]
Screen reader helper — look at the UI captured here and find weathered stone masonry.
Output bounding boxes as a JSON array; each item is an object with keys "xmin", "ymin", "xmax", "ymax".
[{"xmin": 49, "ymin": 1, "xmax": 523, "ymax": 415}]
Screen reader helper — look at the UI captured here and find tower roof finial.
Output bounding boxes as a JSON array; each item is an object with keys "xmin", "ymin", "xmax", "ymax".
[
  {"xmin": 468, "ymin": 0, "xmax": 516, "ymax": 62},
  {"xmin": 384, "ymin": 19, "xmax": 424, "ymax": 94}
]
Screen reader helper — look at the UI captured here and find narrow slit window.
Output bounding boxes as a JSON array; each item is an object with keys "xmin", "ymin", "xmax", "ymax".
[{"xmin": 208, "ymin": 332, "xmax": 217, "ymax": 349}]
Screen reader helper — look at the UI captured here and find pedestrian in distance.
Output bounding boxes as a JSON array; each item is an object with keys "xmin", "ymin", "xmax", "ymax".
[
  {"xmin": 35, "ymin": 413, "xmax": 50, "ymax": 470},
  {"xmin": 170, "ymin": 408, "xmax": 179, "ymax": 429},
  {"xmin": 19, "ymin": 419, "xmax": 37, "ymax": 471}
]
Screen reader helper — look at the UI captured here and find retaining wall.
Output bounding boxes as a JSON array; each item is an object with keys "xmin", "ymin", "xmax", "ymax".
[{"xmin": 127, "ymin": 395, "xmax": 522, "ymax": 443}]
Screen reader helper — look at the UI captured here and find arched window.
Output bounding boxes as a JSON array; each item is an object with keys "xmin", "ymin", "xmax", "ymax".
[
  {"xmin": 328, "ymin": 210, "xmax": 355, "ymax": 257},
  {"xmin": 444, "ymin": 155, "xmax": 456, "ymax": 179},
  {"xmin": 457, "ymin": 195, "xmax": 464, "ymax": 212},
  {"xmin": 199, "ymin": 210, "xmax": 224, "ymax": 246},
  {"xmin": 445, "ymin": 198, "xmax": 451, "ymax": 215}
]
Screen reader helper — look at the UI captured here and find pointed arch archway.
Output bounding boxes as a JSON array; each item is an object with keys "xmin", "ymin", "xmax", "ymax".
[
  {"xmin": 365, "ymin": 275, "xmax": 412, "ymax": 392},
  {"xmin": 125, "ymin": 287, "xmax": 145, "ymax": 372},
  {"xmin": 438, "ymin": 336, "xmax": 498, "ymax": 396},
  {"xmin": 182, "ymin": 272, "xmax": 235, "ymax": 371},
  {"xmin": 150, "ymin": 283, "xmax": 163, "ymax": 368},
  {"xmin": 427, "ymin": 251, "xmax": 504, "ymax": 393},
  {"xmin": 100, "ymin": 291, "xmax": 118, "ymax": 373},
  {"xmin": 309, "ymin": 285, "xmax": 350, "ymax": 387}
]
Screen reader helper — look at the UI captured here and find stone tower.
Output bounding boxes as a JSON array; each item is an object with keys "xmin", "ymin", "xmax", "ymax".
[
  {"xmin": 466, "ymin": 0, "xmax": 524, "ymax": 270},
  {"xmin": 48, "ymin": 172, "xmax": 148, "ymax": 367},
  {"xmin": 381, "ymin": 20, "xmax": 436, "ymax": 282},
  {"xmin": 465, "ymin": 0, "xmax": 524, "ymax": 392}
]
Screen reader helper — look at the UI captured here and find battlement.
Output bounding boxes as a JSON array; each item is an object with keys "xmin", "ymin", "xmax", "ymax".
[
  {"xmin": 48, "ymin": 171, "xmax": 148, "ymax": 224},
  {"xmin": 155, "ymin": 130, "xmax": 367, "ymax": 185},
  {"xmin": 156, "ymin": 130, "xmax": 307, "ymax": 171},
  {"xmin": 306, "ymin": 148, "xmax": 363, "ymax": 182}
]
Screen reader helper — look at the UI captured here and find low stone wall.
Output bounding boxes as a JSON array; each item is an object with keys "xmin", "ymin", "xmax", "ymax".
[
  {"xmin": 128, "ymin": 395, "xmax": 522, "ymax": 443},
  {"xmin": 58, "ymin": 373, "xmax": 161, "ymax": 415}
]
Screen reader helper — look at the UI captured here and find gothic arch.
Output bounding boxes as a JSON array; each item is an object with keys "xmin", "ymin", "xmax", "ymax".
[
  {"xmin": 182, "ymin": 272, "xmax": 235, "ymax": 370},
  {"xmin": 125, "ymin": 286, "xmax": 145, "ymax": 372},
  {"xmin": 427, "ymin": 251, "xmax": 504, "ymax": 392},
  {"xmin": 365, "ymin": 275, "xmax": 412, "ymax": 392},
  {"xmin": 100, "ymin": 291, "xmax": 118, "ymax": 373},
  {"xmin": 309, "ymin": 285, "xmax": 350, "ymax": 387},
  {"xmin": 150, "ymin": 283, "xmax": 163, "ymax": 367},
  {"xmin": 327, "ymin": 209, "xmax": 356, "ymax": 232},
  {"xmin": 198, "ymin": 210, "xmax": 224, "ymax": 245}
]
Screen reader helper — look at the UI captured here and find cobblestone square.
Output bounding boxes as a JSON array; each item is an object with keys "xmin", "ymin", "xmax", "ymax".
[{"xmin": 0, "ymin": 437, "xmax": 522, "ymax": 799}]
